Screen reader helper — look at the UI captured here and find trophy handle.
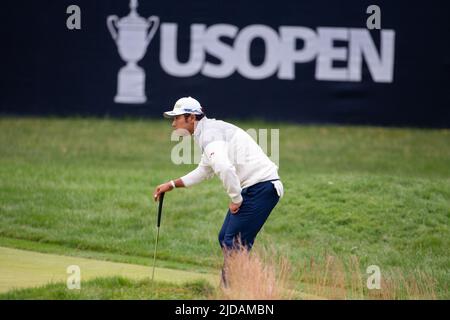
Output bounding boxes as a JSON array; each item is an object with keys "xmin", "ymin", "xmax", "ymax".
[
  {"xmin": 107, "ymin": 15, "xmax": 119, "ymax": 40},
  {"xmin": 146, "ymin": 16, "xmax": 160, "ymax": 45}
]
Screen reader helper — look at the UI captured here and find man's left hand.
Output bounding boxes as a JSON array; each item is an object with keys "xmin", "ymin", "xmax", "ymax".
[{"xmin": 229, "ymin": 201, "xmax": 242, "ymax": 214}]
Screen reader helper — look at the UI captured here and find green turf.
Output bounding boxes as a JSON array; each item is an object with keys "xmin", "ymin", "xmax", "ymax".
[
  {"xmin": 0, "ymin": 117, "xmax": 449, "ymax": 298},
  {"xmin": 0, "ymin": 276, "xmax": 214, "ymax": 299},
  {"xmin": 0, "ymin": 236, "xmax": 213, "ymax": 273},
  {"xmin": 0, "ymin": 246, "xmax": 218, "ymax": 294}
]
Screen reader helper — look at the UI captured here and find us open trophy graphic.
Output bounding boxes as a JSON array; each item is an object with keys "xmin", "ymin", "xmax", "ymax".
[{"xmin": 107, "ymin": 0, "xmax": 159, "ymax": 103}]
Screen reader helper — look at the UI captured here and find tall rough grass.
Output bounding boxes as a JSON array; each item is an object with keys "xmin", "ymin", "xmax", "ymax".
[
  {"xmin": 215, "ymin": 246, "xmax": 437, "ymax": 300},
  {"xmin": 295, "ymin": 254, "xmax": 437, "ymax": 299},
  {"xmin": 215, "ymin": 245, "xmax": 294, "ymax": 300}
]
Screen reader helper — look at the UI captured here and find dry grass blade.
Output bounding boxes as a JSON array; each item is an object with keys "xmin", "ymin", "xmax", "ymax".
[{"xmin": 216, "ymin": 244, "xmax": 294, "ymax": 300}]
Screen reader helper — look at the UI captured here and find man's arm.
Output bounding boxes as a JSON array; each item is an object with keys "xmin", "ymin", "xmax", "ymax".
[
  {"xmin": 204, "ymin": 141, "xmax": 243, "ymax": 213},
  {"xmin": 153, "ymin": 155, "xmax": 213, "ymax": 201},
  {"xmin": 153, "ymin": 178, "xmax": 185, "ymax": 201},
  {"xmin": 179, "ymin": 161, "xmax": 214, "ymax": 187}
]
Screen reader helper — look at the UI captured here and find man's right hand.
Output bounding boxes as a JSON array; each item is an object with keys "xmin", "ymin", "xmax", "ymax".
[{"xmin": 153, "ymin": 182, "xmax": 173, "ymax": 202}]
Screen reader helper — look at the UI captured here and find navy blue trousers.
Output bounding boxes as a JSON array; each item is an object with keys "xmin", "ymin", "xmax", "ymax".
[{"xmin": 218, "ymin": 180, "xmax": 280, "ymax": 251}]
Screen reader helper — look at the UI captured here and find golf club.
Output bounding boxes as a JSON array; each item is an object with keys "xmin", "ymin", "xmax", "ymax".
[{"xmin": 152, "ymin": 192, "xmax": 165, "ymax": 282}]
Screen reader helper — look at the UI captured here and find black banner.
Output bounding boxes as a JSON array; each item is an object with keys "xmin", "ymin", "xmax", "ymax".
[{"xmin": 1, "ymin": 0, "xmax": 449, "ymax": 127}]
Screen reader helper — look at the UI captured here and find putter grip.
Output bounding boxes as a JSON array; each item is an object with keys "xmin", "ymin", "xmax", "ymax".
[{"xmin": 157, "ymin": 192, "xmax": 165, "ymax": 227}]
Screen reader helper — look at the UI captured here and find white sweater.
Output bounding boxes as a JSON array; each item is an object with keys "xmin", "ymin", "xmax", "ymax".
[{"xmin": 180, "ymin": 117, "xmax": 279, "ymax": 204}]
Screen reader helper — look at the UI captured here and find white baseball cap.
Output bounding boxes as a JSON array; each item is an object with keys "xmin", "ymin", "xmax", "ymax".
[{"xmin": 163, "ymin": 96, "xmax": 204, "ymax": 118}]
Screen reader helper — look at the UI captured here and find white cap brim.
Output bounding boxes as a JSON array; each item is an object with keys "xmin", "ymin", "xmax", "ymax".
[
  {"xmin": 163, "ymin": 110, "xmax": 185, "ymax": 118},
  {"xmin": 163, "ymin": 110, "xmax": 203, "ymax": 118}
]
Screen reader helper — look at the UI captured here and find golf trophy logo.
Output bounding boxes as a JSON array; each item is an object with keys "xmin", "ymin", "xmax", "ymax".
[{"xmin": 107, "ymin": 0, "xmax": 159, "ymax": 103}]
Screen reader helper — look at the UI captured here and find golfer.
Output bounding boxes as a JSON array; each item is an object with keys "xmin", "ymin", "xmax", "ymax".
[{"xmin": 153, "ymin": 97, "xmax": 283, "ymax": 284}]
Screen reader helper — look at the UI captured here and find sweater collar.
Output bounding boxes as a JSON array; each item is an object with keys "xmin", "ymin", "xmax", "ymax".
[{"xmin": 193, "ymin": 116, "xmax": 207, "ymax": 141}]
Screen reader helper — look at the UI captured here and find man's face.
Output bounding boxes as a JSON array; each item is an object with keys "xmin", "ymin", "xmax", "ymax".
[{"xmin": 171, "ymin": 114, "xmax": 195, "ymax": 135}]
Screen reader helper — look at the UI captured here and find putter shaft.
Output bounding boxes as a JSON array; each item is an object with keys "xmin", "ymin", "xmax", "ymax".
[
  {"xmin": 151, "ymin": 226, "xmax": 160, "ymax": 281},
  {"xmin": 151, "ymin": 192, "xmax": 165, "ymax": 282}
]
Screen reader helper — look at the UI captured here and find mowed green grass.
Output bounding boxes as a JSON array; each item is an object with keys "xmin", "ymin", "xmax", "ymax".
[
  {"xmin": 0, "ymin": 117, "xmax": 449, "ymax": 298},
  {"xmin": 0, "ymin": 246, "xmax": 218, "ymax": 294},
  {"xmin": 0, "ymin": 277, "xmax": 214, "ymax": 300}
]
